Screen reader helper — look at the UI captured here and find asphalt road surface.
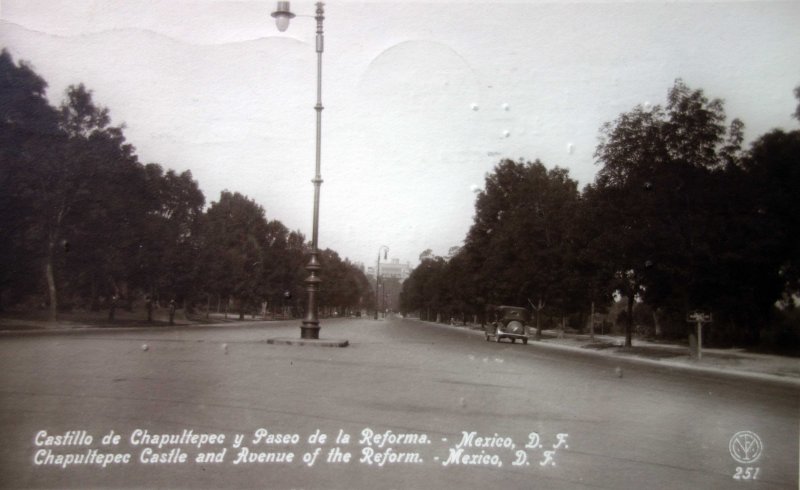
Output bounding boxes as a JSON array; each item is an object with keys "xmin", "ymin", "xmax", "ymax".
[{"xmin": 0, "ymin": 316, "xmax": 797, "ymax": 489}]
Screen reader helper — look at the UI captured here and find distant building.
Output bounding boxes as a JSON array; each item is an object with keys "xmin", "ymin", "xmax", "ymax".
[
  {"xmin": 367, "ymin": 258, "xmax": 411, "ymax": 282},
  {"xmin": 366, "ymin": 258, "xmax": 409, "ymax": 313}
]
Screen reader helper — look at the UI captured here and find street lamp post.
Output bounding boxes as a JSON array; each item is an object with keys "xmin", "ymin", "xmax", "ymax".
[
  {"xmin": 374, "ymin": 245, "xmax": 389, "ymax": 320},
  {"xmin": 271, "ymin": 1, "xmax": 325, "ymax": 340}
]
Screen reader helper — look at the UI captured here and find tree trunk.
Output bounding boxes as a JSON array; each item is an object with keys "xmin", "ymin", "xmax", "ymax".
[
  {"xmin": 653, "ymin": 310, "xmax": 661, "ymax": 337},
  {"xmin": 625, "ymin": 294, "xmax": 634, "ymax": 347},
  {"xmin": 45, "ymin": 238, "xmax": 58, "ymax": 322}
]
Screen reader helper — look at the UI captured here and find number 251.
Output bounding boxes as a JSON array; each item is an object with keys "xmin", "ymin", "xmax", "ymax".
[{"xmin": 733, "ymin": 467, "xmax": 759, "ymax": 480}]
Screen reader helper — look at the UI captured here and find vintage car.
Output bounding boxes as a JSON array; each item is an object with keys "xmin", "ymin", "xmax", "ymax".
[{"xmin": 485, "ymin": 305, "xmax": 531, "ymax": 344}]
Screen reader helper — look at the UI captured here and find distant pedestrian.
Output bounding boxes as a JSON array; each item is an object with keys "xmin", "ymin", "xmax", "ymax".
[{"xmin": 168, "ymin": 299, "xmax": 176, "ymax": 326}]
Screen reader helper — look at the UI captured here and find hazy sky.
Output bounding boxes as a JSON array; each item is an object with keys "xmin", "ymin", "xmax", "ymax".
[{"xmin": 1, "ymin": 0, "xmax": 799, "ymax": 269}]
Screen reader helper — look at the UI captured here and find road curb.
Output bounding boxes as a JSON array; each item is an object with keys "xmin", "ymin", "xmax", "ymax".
[
  {"xmin": 412, "ymin": 318, "xmax": 800, "ymax": 389},
  {"xmin": 0, "ymin": 320, "xmax": 289, "ymax": 337}
]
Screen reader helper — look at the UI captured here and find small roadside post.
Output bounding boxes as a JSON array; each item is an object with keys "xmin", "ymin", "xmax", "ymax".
[
  {"xmin": 686, "ymin": 311, "xmax": 712, "ymax": 360},
  {"xmin": 528, "ymin": 298, "xmax": 545, "ymax": 340}
]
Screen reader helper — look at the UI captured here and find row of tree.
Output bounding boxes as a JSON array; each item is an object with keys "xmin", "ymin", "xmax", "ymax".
[
  {"xmin": 0, "ymin": 50, "xmax": 373, "ymax": 320},
  {"xmin": 401, "ymin": 80, "xmax": 800, "ymax": 350}
]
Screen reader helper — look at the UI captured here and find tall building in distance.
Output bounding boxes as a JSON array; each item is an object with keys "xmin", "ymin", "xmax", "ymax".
[
  {"xmin": 366, "ymin": 258, "xmax": 411, "ymax": 313},
  {"xmin": 366, "ymin": 258, "xmax": 411, "ymax": 282}
]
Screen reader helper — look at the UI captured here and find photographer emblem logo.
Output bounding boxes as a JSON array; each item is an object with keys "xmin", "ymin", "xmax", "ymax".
[{"xmin": 729, "ymin": 431, "xmax": 763, "ymax": 464}]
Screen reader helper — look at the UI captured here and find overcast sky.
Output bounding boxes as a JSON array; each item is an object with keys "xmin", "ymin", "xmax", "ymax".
[{"xmin": 1, "ymin": 0, "xmax": 799, "ymax": 269}]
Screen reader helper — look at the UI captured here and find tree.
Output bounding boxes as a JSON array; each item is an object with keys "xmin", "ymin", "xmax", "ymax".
[
  {"xmin": 464, "ymin": 159, "xmax": 581, "ymax": 318},
  {"xmin": 51, "ymin": 85, "xmax": 145, "ymax": 316},
  {"xmin": 402, "ymin": 159, "xmax": 583, "ymax": 327},
  {"xmin": 0, "ymin": 55, "xmax": 207, "ymax": 317},
  {"xmin": 400, "ymin": 254, "xmax": 447, "ymax": 321},
  {"xmin": 743, "ymin": 129, "xmax": 800, "ymax": 303},
  {"xmin": 136, "ymin": 164, "xmax": 205, "ymax": 306},
  {"xmin": 591, "ymin": 79, "xmax": 743, "ymax": 346},
  {"xmin": 1, "ymin": 77, "xmax": 143, "ymax": 320},
  {"xmin": 793, "ymin": 85, "xmax": 800, "ymax": 123},
  {"xmin": 318, "ymin": 249, "xmax": 372, "ymax": 315},
  {"xmin": 254, "ymin": 219, "xmax": 307, "ymax": 317},
  {"xmin": 2, "ymin": 52, "xmax": 380, "ymax": 325},
  {"xmin": 0, "ymin": 50, "xmax": 61, "ymax": 309},
  {"xmin": 200, "ymin": 191, "xmax": 272, "ymax": 318},
  {"xmin": 441, "ymin": 249, "xmax": 478, "ymax": 324},
  {"xmin": 418, "ymin": 249, "xmax": 434, "ymax": 262}
]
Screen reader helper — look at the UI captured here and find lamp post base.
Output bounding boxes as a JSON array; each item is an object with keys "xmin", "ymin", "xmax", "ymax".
[
  {"xmin": 267, "ymin": 337, "xmax": 349, "ymax": 348},
  {"xmin": 300, "ymin": 323, "xmax": 320, "ymax": 339}
]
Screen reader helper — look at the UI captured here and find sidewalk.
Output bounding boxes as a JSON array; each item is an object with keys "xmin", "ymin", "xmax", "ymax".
[
  {"xmin": 0, "ymin": 309, "xmax": 270, "ymax": 332},
  {"xmin": 445, "ymin": 321, "xmax": 800, "ymax": 388},
  {"xmin": 0, "ymin": 312, "xmax": 193, "ymax": 331}
]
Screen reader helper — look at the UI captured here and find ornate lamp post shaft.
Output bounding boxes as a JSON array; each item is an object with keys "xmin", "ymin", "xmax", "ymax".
[
  {"xmin": 272, "ymin": 2, "xmax": 325, "ymax": 340},
  {"xmin": 301, "ymin": 2, "xmax": 325, "ymax": 340}
]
